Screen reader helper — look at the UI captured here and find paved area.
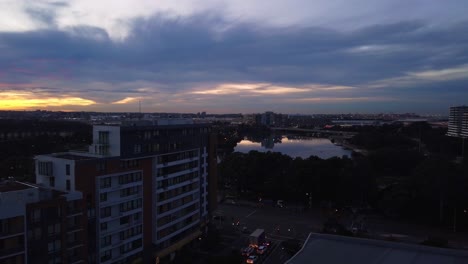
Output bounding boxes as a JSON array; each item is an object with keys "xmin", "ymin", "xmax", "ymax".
[
  {"xmin": 213, "ymin": 200, "xmax": 468, "ymax": 263},
  {"xmin": 214, "ymin": 203, "xmax": 322, "ymax": 263}
]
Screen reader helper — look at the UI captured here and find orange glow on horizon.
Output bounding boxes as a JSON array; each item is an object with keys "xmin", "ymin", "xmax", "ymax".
[{"xmin": 0, "ymin": 91, "xmax": 96, "ymax": 110}]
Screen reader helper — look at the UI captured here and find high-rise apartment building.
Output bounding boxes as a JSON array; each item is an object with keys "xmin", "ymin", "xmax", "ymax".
[
  {"xmin": 447, "ymin": 106, "xmax": 468, "ymax": 138},
  {"xmin": 35, "ymin": 119, "xmax": 217, "ymax": 264},
  {"xmin": 0, "ymin": 179, "xmax": 86, "ymax": 264}
]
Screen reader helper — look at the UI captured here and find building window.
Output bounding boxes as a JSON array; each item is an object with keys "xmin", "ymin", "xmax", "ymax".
[
  {"xmin": 101, "ymin": 235, "xmax": 111, "ymax": 247},
  {"xmin": 97, "ymin": 161, "xmax": 106, "ymax": 172},
  {"xmin": 100, "ymin": 222, "xmax": 107, "ymax": 231},
  {"xmin": 134, "ymin": 213, "xmax": 141, "ymax": 221},
  {"xmin": 66, "ymin": 180, "xmax": 71, "ymax": 191},
  {"xmin": 98, "ymin": 131, "xmax": 110, "ymax": 144},
  {"xmin": 33, "ymin": 227, "xmax": 42, "ymax": 239},
  {"xmin": 118, "ymin": 172, "xmax": 142, "ymax": 185},
  {"xmin": 100, "ymin": 250, "xmax": 112, "ymax": 262},
  {"xmin": 66, "ymin": 164, "xmax": 70, "ymax": 175},
  {"xmin": 100, "ymin": 193, "xmax": 107, "ymax": 202},
  {"xmin": 48, "ymin": 242, "xmax": 54, "ymax": 253},
  {"xmin": 120, "ymin": 186, "xmax": 139, "ymax": 197},
  {"xmin": 144, "ymin": 131, "xmax": 152, "ymax": 139},
  {"xmin": 49, "ymin": 177, "xmax": 55, "ymax": 187},
  {"xmin": 38, "ymin": 161, "xmax": 53, "ymax": 176},
  {"xmin": 100, "ymin": 177, "xmax": 111, "ymax": 188},
  {"xmin": 120, "ymin": 216, "xmax": 130, "ymax": 225},
  {"xmin": 48, "ymin": 224, "xmax": 55, "ymax": 236},
  {"xmin": 31, "ymin": 209, "xmax": 41, "ymax": 223},
  {"xmin": 134, "ymin": 144, "xmax": 141, "ymax": 154},
  {"xmin": 100, "ymin": 207, "xmax": 111, "ymax": 218}
]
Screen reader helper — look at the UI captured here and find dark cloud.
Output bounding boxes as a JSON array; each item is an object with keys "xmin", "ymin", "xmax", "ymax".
[{"xmin": 0, "ymin": 13, "xmax": 467, "ymax": 113}]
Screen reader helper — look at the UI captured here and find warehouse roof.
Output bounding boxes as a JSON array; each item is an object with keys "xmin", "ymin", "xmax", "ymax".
[{"xmin": 285, "ymin": 233, "xmax": 468, "ymax": 264}]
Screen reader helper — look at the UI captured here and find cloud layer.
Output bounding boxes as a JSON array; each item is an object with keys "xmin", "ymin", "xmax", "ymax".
[{"xmin": 0, "ymin": 1, "xmax": 467, "ymax": 114}]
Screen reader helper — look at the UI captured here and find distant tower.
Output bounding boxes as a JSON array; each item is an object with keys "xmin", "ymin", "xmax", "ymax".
[
  {"xmin": 447, "ymin": 106, "xmax": 468, "ymax": 137},
  {"xmin": 447, "ymin": 105, "xmax": 468, "ymax": 158}
]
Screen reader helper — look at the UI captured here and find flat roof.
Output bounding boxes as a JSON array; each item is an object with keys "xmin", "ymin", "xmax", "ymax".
[
  {"xmin": 53, "ymin": 153, "xmax": 95, "ymax": 160},
  {"xmin": 0, "ymin": 180, "xmax": 35, "ymax": 192},
  {"xmin": 286, "ymin": 233, "xmax": 468, "ymax": 264}
]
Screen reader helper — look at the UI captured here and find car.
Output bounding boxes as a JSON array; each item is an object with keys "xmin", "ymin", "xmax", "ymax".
[
  {"xmin": 256, "ymin": 245, "xmax": 267, "ymax": 255},
  {"xmin": 262, "ymin": 241, "xmax": 271, "ymax": 247},
  {"xmin": 241, "ymin": 246, "xmax": 254, "ymax": 256},
  {"xmin": 246, "ymin": 255, "xmax": 259, "ymax": 263}
]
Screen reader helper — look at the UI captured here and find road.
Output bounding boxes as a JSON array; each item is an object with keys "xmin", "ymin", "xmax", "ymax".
[
  {"xmin": 214, "ymin": 203, "xmax": 323, "ymax": 263},
  {"xmin": 214, "ymin": 201, "xmax": 468, "ymax": 264}
]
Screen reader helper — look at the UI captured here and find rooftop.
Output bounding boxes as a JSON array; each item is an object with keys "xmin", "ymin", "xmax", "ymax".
[
  {"xmin": 53, "ymin": 153, "xmax": 96, "ymax": 160},
  {"xmin": 286, "ymin": 233, "xmax": 468, "ymax": 264},
  {"xmin": 0, "ymin": 179, "xmax": 35, "ymax": 192}
]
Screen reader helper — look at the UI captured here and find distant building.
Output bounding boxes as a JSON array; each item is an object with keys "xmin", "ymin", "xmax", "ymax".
[
  {"xmin": 254, "ymin": 112, "xmax": 286, "ymax": 127},
  {"xmin": 0, "ymin": 179, "xmax": 86, "ymax": 264},
  {"xmin": 35, "ymin": 119, "xmax": 217, "ymax": 263},
  {"xmin": 447, "ymin": 106, "xmax": 468, "ymax": 138}
]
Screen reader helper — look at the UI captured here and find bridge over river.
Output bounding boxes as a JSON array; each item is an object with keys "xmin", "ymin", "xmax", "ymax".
[{"xmin": 271, "ymin": 127, "xmax": 357, "ymax": 139}]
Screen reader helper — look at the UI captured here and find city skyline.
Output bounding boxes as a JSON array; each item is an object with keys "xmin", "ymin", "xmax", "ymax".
[{"xmin": 1, "ymin": 1, "xmax": 468, "ymax": 114}]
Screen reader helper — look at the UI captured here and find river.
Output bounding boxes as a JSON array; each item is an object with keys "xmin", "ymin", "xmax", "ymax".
[{"xmin": 234, "ymin": 136, "xmax": 352, "ymax": 159}]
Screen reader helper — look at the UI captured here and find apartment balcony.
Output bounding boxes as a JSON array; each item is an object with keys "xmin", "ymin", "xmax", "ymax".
[
  {"xmin": 99, "ymin": 213, "xmax": 119, "ymax": 223},
  {"xmin": 0, "ymin": 247, "xmax": 25, "ymax": 260},
  {"xmin": 67, "ymin": 240, "xmax": 84, "ymax": 250},
  {"xmin": 156, "ymin": 219, "xmax": 201, "ymax": 244},
  {"xmin": 101, "ymin": 233, "xmax": 143, "ymax": 252},
  {"xmin": 99, "ymin": 180, "xmax": 142, "ymax": 193},
  {"xmin": 108, "ymin": 246, "xmax": 143, "ymax": 264},
  {"xmin": 156, "ymin": 198, "xmax": 200, "ymax": 219},
  {"xmin": 157, "ymin": 188, "xmax": 199, "ymax": 206},
  {"xmin": 155, "ymin": 178, "xmax": 199, "ymax": 194},
  {"xmin": 99, "ymin": 220, "xmax": 143, "ymax": 236},
  {"xmin": 156, "ymin": 167, "xmax": 197, "ymax": 181},
  {"xmin": 68, "ymin": 255, "xmax": 85, "ymax": 264},
  {"xmin": 156, "ymin": 156, "xmax": 199, "ymax": 169},
  {"xmin": 99, "ymin": 193, "xmax": 142, "ymax": 207},
  {"xmin": 0, "ymin": 228, "xmax": 24, "ymax": 240},
  {"xmin": 67, "ymin": 208, "xmax": 83, "ymax": 217},
  {"xmin": 119, "ymin": 207, "xmax": 143, "ymax": 218},
  {"xmin": 67, "ymin": 224, "xmax": 84, "ymax": 233},
  {"xmin": 156, "ymin": 210, "xmax": 199, "ymax": 231}
]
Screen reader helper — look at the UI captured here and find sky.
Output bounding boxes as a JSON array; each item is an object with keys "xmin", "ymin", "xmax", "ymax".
[{"xmin": 0, "ymin": 0, "xmax": 467, "ymax": 114}]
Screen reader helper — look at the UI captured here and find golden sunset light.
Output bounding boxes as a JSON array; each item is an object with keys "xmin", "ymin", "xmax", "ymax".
[
  {"xmin": 111, "ymin": 97, "xmax": 142, "ymax": 104},
  {"xmin": 0, "ymin": 91, "xmax": 96, "ymax": 110}
]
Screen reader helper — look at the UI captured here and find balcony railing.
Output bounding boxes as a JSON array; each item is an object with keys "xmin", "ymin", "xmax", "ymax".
[
  {"xmin": 67, "ymin": 255, "xmax": 84, "ymax": 264},
  {"xmin": 67, "ymin": 224, "xmax": 83, "ymax": 232},
  {"xmin": 0, "ymin": 247, "xmax": 24, "ymax": 258},
  {"xmin": 67, "ymin": 240, "xmax": 83, "ymax": 249},
  {"xmin": 0, "ymin": 227, "xmax": 24, "ymax": 238}
]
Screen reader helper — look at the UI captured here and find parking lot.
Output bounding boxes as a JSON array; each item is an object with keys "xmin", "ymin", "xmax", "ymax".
[{"xmin": 213, "ymin": 202, "xmax": 324, "ymax": 263}]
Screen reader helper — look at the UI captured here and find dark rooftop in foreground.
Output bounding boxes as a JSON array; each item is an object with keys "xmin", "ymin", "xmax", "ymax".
[
  {"xmin": 0, "ymin": 179, "xmax": 35, "ymax": 192},
  {"xmin": 286, "ymin": 233, "xmax": 468, "ymax": 264},
  {"xmin": 53, "ymin": 153, "xmax": 97, "ymax": 160}
]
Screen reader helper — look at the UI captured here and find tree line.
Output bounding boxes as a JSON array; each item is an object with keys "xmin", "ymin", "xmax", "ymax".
[{"xmin": 219, "ymin": 122, "xmax": 468, "ymax": 229}]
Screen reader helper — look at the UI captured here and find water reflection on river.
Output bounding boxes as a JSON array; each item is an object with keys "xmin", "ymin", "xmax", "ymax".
[{"xmin": 234, "ymin": 136, "xmax": 352, "ymax": 159}]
